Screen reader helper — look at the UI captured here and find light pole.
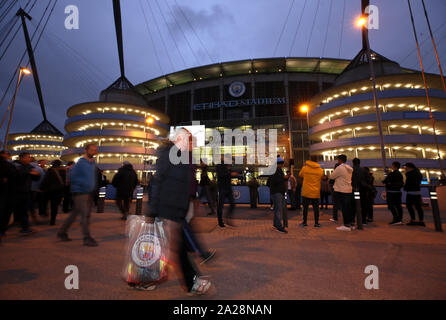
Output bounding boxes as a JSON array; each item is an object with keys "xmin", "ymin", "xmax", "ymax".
[
  {"xmin": 144, "ymin": 116, "xmax": 154, "ymax": 185},
  {"xmin": 3, "ymin": 67, "xmax": 31, "ymax": 150},
  {"xmin": 300, "ymin": 104, "xmax": 310, "ymax": 139},
  {"xmin": 356, "ymin": 16, "xmax": 387, "ymax": 174}
]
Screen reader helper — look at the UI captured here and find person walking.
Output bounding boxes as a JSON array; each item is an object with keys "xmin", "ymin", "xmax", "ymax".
[
  {"xmin": 363, "ymin": 167, "xmax": 376, "ymax": 223},
  {"xmin": 287, "ymin": 171, "xmax": 297, "ymax": 210},
  {"xmin": 216, "ymin": 158, "xmax": 237, "ymax": 228},
  {"xmin": 57, "ymin": 144, "xmax": 99, "ymax": 246},
  {"xmin": 329, "ymin": 163, "xmax": 340, "ymax": 223},
  {"xmin": 0, "ymin": 150, "xmax": 17, "ymax": 241},
  {"xmin": 320, "ymin": 175, "xmax": 330, "ymax": 210},
  {"xmin": 62, "ymin": 161, "xmax": 74, "ymax": 213},
  {"xmin": 30, "ymin": 159, "xmax": 46, "ymax": 219},
  {"xmin": 299, "ymin": 156, "xmax": 323, "ymax": 228},
  {"xmin": 148, "ymin": 128, "xmax": 211, "ymax": 295},
  {"xmin": 11, "ymin": 152, "xmax": 41, "ymax": 235},
  {"xmin": 270, "ymin": 157, "xmax": 288, "ymax": 233},
  {"xmin": 40, "ymin": 160, "xmax": 66, "ymax": 225},
  {"xmin": 294, "ymin": 175, "xmax": 302, "ymax": 210},
  {"xmin": 248, "ymin": 176, "xmax": 260, "ymax": 208},
  {"xmin": 198, "ymin": 161, "xmax": 216, "ymax": 215},
  {"xmin": 112, "ymin": 161, "xmax": 138, "ymax": 220},
  {"xmin": 94, "ymin": 168, "xmax": 108, "ymax": 206},
  {"xmin": 383, "ymin": 161, "xmax": 404, "ymax": 225},
  {"xmin": 329, "ymin": 155, "xmax": 354, "ymax": 231},
  {"xmin": 404, "ymin": 162, "xmax": 425, "ymax": 227}
]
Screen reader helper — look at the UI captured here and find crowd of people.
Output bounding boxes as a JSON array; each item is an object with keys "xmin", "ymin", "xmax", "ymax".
[{"xmin": 0, "ymin": 131, "xmax": 434, "ymax": 295}]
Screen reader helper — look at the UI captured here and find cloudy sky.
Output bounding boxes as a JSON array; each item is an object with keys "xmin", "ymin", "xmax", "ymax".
[{"xmin": 0, "ymin": 0, "xmax": 445, "ymax": 137}]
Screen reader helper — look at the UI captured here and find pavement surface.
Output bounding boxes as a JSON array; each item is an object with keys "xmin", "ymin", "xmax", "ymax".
[{"xmin": 1, "ymin": 200, "xmax": 446, "ymax": 300}]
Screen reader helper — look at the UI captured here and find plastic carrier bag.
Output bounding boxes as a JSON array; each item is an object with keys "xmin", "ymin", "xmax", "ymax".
[{"xmin": 122, "ymin": 215, "xmax": 169, "ymax": 285}]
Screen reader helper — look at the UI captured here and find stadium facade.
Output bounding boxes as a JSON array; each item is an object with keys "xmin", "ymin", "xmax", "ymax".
[{"xmin": 61, "ymin": 77, "xmax": 169, "ymax": 178}]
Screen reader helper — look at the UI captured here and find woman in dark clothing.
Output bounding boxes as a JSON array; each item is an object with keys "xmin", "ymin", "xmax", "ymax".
[
  {"xmin": 404, "ymin": 163, "xmax": 425, "ymax": 226},
  {"xmin": 148, "ymin": 129, "xmax": 211, "ymax": 296},
  {"xmin": 320, "ymin": 175, "xmax": 330, "ymax": 210},
  {"xmin": 40, "ymin": 160, "xmax": 66, "ymax": 225}
]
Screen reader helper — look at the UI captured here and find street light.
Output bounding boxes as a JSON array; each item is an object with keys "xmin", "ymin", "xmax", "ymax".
[
  {"xmin": 3, "ymin": 67, "xmax": 32, "ymax": 149},
  {"xmin": 143, "ymin": 116, "xmax": 154, "ymax": 184},
  {"xmin": 299, "ymin": 104, "xmax": 310, "ymax": 150},
  {"xmin": 355, "ymin": 15, "xmax": 387, "ymax": 175}
]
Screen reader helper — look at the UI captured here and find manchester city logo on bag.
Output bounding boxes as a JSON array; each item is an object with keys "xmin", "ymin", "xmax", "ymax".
[
  {"xmin": 228, "ymin": 81, "xmax": 246, "ymax": 98},
  {"xmin": 131, "ymin": 234, "xmax": 161, "ymax": 267}
]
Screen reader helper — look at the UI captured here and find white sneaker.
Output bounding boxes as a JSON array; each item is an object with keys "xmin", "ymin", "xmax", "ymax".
[
  {"xmin": 329, "ymin": 218, "xmax": 338, "ymax": 223},
  {"xmin": 336, "ymin": 225, "xmax": 351, "ymax": 231}
]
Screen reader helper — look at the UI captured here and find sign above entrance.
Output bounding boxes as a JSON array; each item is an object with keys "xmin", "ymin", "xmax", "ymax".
[{"xmin": 193, "ymin": 97, "xmax": 287, "ymax": 111}]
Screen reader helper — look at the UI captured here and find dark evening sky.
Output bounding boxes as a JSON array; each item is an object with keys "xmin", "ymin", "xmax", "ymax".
[{"xmin": 0, "ymin": 0, "xmax": 445, "ymax": 137}]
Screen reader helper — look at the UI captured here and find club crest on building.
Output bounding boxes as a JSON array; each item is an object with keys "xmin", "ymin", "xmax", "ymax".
[{"xmin": 229, "ymin": 81, "xmax": 246, "ymax": 98}]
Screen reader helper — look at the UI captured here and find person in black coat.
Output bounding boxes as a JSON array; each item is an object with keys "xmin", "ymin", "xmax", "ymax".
[
  {"xmin": 112, "ymin": 162, "xmax": 138, "ymax": 220},
  {"xmin": 383, "ymin": 161, "xmax": 404, "ymax": 225},
  {"xmin": 148, "ymin": 128, "xmax": 211, "ymax": 295},
  {"xmin": 269, "ymin": 157, "xmax": 288, "ymax": 233},
  {"xmin": 404, "ymin": 163, "xmax": 425, "ymax": 226},
  {"xmin": 0, "ymin": 150, "xmax": 17, "ymax": 239},
  {"xmin": 40, "ymin": 160, "xmax": 67, "ymax": 225},
  {"xmin": 11, "ymin": 152, "xmax": 40, "ymax": 235}
]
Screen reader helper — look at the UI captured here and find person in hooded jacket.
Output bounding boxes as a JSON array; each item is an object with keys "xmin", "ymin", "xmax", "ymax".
[
  {"xmin": 403, "ymin": 162, "xmax": 425, "ymax": 227},
  {"xmin": 299, "ymin": 155, "xmax": 323, "ymax": 227},
  {"xmin": 40, "ymin": 160, "xmax": 67, "ymax": 225},
  {"xmin": 0, "ymin": 150, "xmax": 17, "ymax": 240},
  {"xmin": 329, "ymin": 154, "xmax": 354, "ymax": 231},
  {"xmin": 112, "ymin": 161, "xmax": 138, "ymax": 220},
  {"xmin": 383, "ymin": 161, "xmax": 404, "ymax": 225}
]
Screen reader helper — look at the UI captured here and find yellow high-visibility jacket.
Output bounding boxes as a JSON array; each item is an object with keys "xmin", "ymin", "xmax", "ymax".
[{"xmin": 299, "ymin": 160, "xmax": 324, "ymax": 199}]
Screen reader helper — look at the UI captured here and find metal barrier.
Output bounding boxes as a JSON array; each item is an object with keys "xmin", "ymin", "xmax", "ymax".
[
  {"xmin": 429, "ymin": 186, "xmax": 443, "ymax": 232},
  {"xmin": 97, "ymin": 186, "xmax": 106, "ymax": 213},
  {"xmin": 135, "ymin": 186, "xmax": 144, "ymax": 215}
]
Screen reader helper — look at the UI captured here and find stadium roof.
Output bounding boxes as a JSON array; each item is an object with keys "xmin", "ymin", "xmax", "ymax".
[{"xmin": 136, "ymin": 57, "xmax": 351, "ymax": 94}]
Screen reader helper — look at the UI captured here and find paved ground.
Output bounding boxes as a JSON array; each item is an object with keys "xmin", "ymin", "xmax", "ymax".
[{"xmin": 1, "ymin": 200, "xmax": 446, "ymax": 300}]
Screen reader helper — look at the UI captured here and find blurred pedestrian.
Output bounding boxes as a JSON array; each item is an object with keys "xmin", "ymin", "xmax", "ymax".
[
  {"xmin": 112, "ymin": 161, "xmax": 138, "ymax": 220},
  {"xmin": 287, "ymin": 171, "xmax": 297, "ymax": 210},
  {"xmin": 295, "ymin": 175, "xmax": 302, "ymax": 210},
  {"xmin": 329, "ymin": 163, "xmax": 340, "ymax": 223},
  {"xmin": 0, "ymin": 150, "xmax": 17, "ymax": 240},
  {"xmin": 62, "ymin": 161, "xmax": 74, "ymax": 213},
  {"xmin": 270, "ymin": 157, "xmax": 288, "ymax": 233},
  {"xmin": 148, "ymin": 128, "xmax": 211, "ymax": 295},
  {"xmin": 267, "ymin": 175, "xmax": 274, "ymax": 210},
  {"xmin": 383, "ymin": 161, "xmax": 404, "ymax": 225},
  {"xmin": 320, "ymin": 175, "xmax": 330, "ymax": 210},
  {"xmin": 299, "ymin": 155, "xmax": 323, "ymax": 228},
  {"xmin": 57, "ymin": 144, "xmax": 99, "ymax": 246},
  {"xmin": 363, "ymin": 167, "xmax": 376, "ymax": 223},
  {"xmin": 198, "ymin": 161, "xmax": 216, "ymax": 215},
  {"xmin": 30, "ymin": 159, "xmax": 47, "ymax": 218},
  {"xmin": 404, "ymin": 162, "xmax": 425, "ymax": 227},
  {"xmin": 12, "ymin": 152, "xmax": 41, "ymax": 235},
  {"xmin": 40, "ymin": 160, "xmax": 66, "ymax": 225},
  {"xmin": 329, "ymin": 155, "xmax": 354, "ymax": 231},
  {"xmin": 248, "ymin": 176, "xmax": 260, "ymax": 208},
  {"xmin": 94, "ymin": 168, "xmax": 108, "ymax": 206},
  {"xmin": 216, "ymin": 157, "xmax": 237, "ymax": 228}
]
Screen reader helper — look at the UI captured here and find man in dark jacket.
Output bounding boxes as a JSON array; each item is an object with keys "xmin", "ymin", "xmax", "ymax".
[
  {"xmin": 216, "ymin": 158, "xmax": 238, "ymax": 228},
  {"xmin": 40, "ymin": 160, "xmax": 67, "ymax": 225},
  {"xmin": 383, "ymin": 161, "xmax": 404, "ymax": 225},
  {"xmin": 148, "ymin": 128, "xmax": 211, "ymax": 295},
  {"xmin": 270, "ymin": 157, "xmax": 288, "ymax": 233},
  {"xmin": 0, "ymin": 150, "xmax": 17, "ymax": 240},
  {"xmin": 198, "ymin": 161, "xmax": 216, "ymax": 215},
  {"xmin": 112, "ymin": 161, "xmax": 138, "ymax": 220},
  {"xmin": 12, "ymin": 152, "xmax": 40, "ymax": 235},
  {"xmin": 351, "ymin": 158, "xmax": 374, "ymax": 227},
  {"xmin": 404, "ymin": 162, "xmax": 425, "ymax": 226}
]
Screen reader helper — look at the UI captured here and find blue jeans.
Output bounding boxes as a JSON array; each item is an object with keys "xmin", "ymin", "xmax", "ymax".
[
  {"xmin": 335, "ymin": 192, "xmax": 353, "ymax": 226},
  {"xmin": 272, "ymin": 193, "xmax": 287, "ymax": 228}
]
